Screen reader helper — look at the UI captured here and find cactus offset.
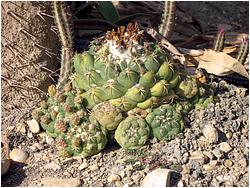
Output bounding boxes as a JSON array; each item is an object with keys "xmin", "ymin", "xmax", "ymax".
[
  {"xmin": 115, "ymin": 116, "xmax": 150, "ymax": 150},
  {"xmin": 146, "ymin": 104, "xmax": 184, "ymax": 141}
]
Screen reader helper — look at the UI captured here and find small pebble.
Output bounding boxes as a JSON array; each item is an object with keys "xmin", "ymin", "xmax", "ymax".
[
  {"xmin": 238, "ymin": 158, "xmax": 247, "ymax": 168},
  {"xmin": 212, "ymin": 148, "xmax": 223, "ymax": 159},
  {"xmin": 89, "ymin": 164, "xmax": 99, "ymax": 171},
  {"xmin": 44, "ymin": 161, "xmax": 61, "ymax": 171},
  {"xmin": 226, "ymin": 131, "xmax": 233, "ymax": 139},
  {"xmin": 177, "ymin": 180, "xmax": 184, "ymax": 187},
  {"xmin": 203, "ymin": 125, "xmax": 219, "ymax": 144},
  {"xmin": 118, "ymin": 170, "xmax": 126, "ymax": 178},
  {"xmin": 219, "ymin": 142, "xmax": 232, "ymax": 153},
  {"xmin": 27, "ymin": 119, "xmax": 40, "ymax": 133},
  {"xmin": 61, "ymin": 158, "xmax": 75, "ymax": 165},
  {"xmin": 115, "ymin": 180, "xmax": 123, "ymax": 187},
  {"xmin": 78, "ymin": 161, "xmax": 89, "ymax": 171},
  {"xmin": 10, "ymin": 148, "xmax": 28, "ymax": 163},
  {"xmin": 189, "ymin": 151, "xmax": 207, "ymax": 165},
  {"xmin": 224, "ymin": 159, "xmax": 233, "ymax": 167},
  {"xmin": 108, "ymin": 174, "xmax": 121, "ymax": 183},
  {"xmin": 46, "ymin": 136, "xmax": 54, "ymax": 145},
  {"xmin": 16, "ymin": 123, "xmax": 26, "ymax": 134}
]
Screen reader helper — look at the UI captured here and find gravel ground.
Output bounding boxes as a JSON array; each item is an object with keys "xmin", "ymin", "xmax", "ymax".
[
  {"xmin": 2, "ymin": 80, "xmax": 248, "ymax": 187},
  {"xmin": 1, "ymin": 1, "xmax": 249, "ymax": 187}
]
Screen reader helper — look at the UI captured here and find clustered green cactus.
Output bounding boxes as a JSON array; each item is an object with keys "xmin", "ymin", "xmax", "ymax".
[{"xmin": 32, "ymin": 23, "xmax": 214, "ymax": 158}]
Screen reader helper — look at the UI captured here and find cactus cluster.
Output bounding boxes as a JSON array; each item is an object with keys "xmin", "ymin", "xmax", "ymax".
[
  {"xmin": 73, "ymin": 23, "xmax": 180, "ymax": 112},
  {"xmin": 32, "ymin": 23, "xmax": 214, "ymax": 157}
]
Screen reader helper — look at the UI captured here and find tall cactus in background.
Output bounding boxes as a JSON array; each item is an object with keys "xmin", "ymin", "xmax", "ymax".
[
  {"xmin": 159, "ymin": 1, "xmax": 176, "ymax": 39},
  {"xmin": 213, "ymin": 28, "xmax": 225, "ymax": 52},
  {"xmin": 53, "ymin": 2, "xmax": 74, "ymax": 93},
  {"xmin": 237, "ymin": 36, "xmax": 249, "ymax": 64}
]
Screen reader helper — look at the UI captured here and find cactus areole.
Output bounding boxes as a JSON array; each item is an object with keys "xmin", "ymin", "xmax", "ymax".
[{"xmin": 32, "ymin": 23, "xmax": 214, "ymax": 158}]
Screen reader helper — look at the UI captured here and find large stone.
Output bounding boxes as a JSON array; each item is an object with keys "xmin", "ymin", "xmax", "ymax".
[
  {"xmin": 203, "ymin": 124, "xmax": 219, "ymax": 144},
  {"xmin": 141, "ymin": 168, "xmax": 172, "ymax": 187},
  {"xmin": 27, "ymin": 119, "xmax": 40, "ymax": 133},
  {"xmin": 9, "ymin": 148, "xmax": 28, "ymax": 163},
  {"xmin": 40, "ymin": 177, "xmax": 81, "ymax": 187}
]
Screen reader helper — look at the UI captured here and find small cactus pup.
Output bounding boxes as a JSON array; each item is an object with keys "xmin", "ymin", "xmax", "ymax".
[
  {"xmin": 31, "ymin": 82, "xmax": 87, "ymax": 138},
  {"xmin": 90, "ymin": 102, "xmax": 123, "ymax": 131},
  {"xmin": 71, "ymin": 23, "xmax": 181, "ymax": 112},
  {"xmin": 115, "ymin": 116, "xmax": 150, "ymax": 150},
  {"xmin": 146, "ymin": 104, "xmax": 184, "ymax": 141},
  {"xmin": 175, "ymin": 75, "xmax": 199, "ymax": 99},
  {"xmin": 56, "ymin": 117, "xmax": 107, "ymax": 158}
]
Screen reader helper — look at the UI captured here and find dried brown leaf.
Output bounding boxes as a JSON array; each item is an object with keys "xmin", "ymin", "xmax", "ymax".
[{"xmin": 194, "ymin": 49, "xmax": 249, "ymax": 78}]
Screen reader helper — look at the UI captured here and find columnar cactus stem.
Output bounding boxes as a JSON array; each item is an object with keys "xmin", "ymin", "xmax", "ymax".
[
  {"xmin": 159, "ymin": 1, "xmax": 176, "ymax": 39},
  {"xmin": 213, "ymin": 28, "xmax": 225, "ymax": 52},
  {"xmin": 53, "ymin": 1, "xmax": 74, "ymax": 93},
  {"xmin": 236, "ymin": 36, "xmax": 249, "ymax": 64}
]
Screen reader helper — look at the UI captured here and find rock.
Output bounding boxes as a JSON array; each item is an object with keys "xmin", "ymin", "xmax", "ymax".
[
  {"xmin": 107, "ymin": 174, "xmax": 121, "ymax": 183},
  {"xmin": 44, "ymin": 161, "xmax": 61, "ymax": 171},
  {"xmin": 177, "ymin": 180, "xmax": 184, "ymax": 187},
  {"xmin": 118, "ymin": 170, "xmax": 126, "ymax": 178},
  {"xmin": 219, "ymin": 142, "xmax": 232, "ymax": 153},
  {"xmin": 1, "ymin": 159, "xmax": 11, "ymax": 176},
  {"xmin": 89, "ymin": 164, "xmax": 99, "ymax": 171},
  {"xmin": 93, "ymin": 181, "xmax": 104, "ymax": 187},
  {"xmin": 27, "ymin": 119, "xmax": 40, "ymax": 133},
  {"xmin": 224, "ymin": 159, "xmax": 233, "ymax": 168},
  {"xmin": 78, "ymin": 161, "xmax": 89, "ymax": 171},
  {"xmin": 226, "ymin": 131, "xmax": 233, "ymax": 139},
  {"xmin": 40, "ymin": 177, "xmax": 81, "ymax": 187},
  {"xmin": 189, "ymin": 151, "xmax": 208, "ymax": 165},
  {"xmin": 115, "ymin": 180, "xmax": 123, "ymax": 187},
  {"xmin": 9, "ymin": 148, "xmax": 28, "ymax": 163},
  {"xmin": 33, "ymin": 153, "xmax": 42, "ymax": 161},
  {"xmin": 212, "ymin": 148, "xmax": 223, "ymax": 159},
  {"xmin": 46, "ymin": 136, "xmax": 54, "ymax": 145},
  {"xmin": 238, "ymin": 158, "xmax": 247, "ymax": 168},
  {"xmin": 132, "ymin": 174, "xmax": 143, "ymax": 183},
  {"xmin": 61, "ymin": 158, "xmax": 75, "ymax": 165},
  {"xmin": 202, "ymin": 151, "xmax": 214, "ymax": 160},
  {"xmin": 203, "ymin": 125, "xmax": 219, "ymax": 144},
  {"xmin": 127, "ymin": 164, "xmax": 133, "ymax": 171},
  {"xmin": 202, "ymin": 160, "xmax": 217, "ymax": 172},
  {"xmin": 141, "ymin": 168, "xmax": 172, "ymax": 187},
  {"xmin": 16, "ymin": 123, "xmax": 26, "ymax": 134},
  {"xmin": 30, "ymin": 143, "xmax": 44, "ymax": 151}
]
